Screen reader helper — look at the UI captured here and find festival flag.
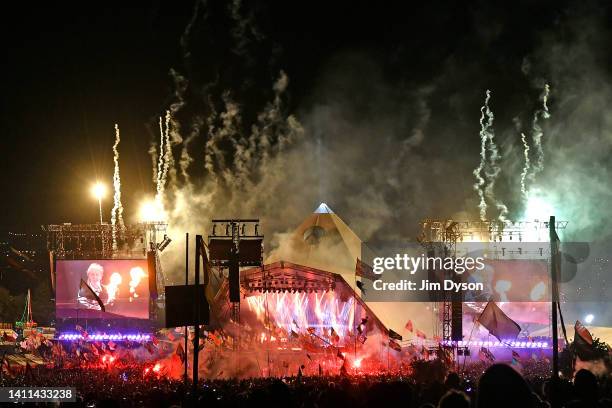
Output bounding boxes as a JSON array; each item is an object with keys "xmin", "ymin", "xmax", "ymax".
[
  {"xmin": 167, "ymin": 331, "xmax": 176, "ymax": 341},
  {"xmin": 330, "ymin": 328, "xmax": 340, "ymax": 344},
  {"xmin": 477, "ymin": 301, "xmax": 521, "ymax": 341},
  {"xmin": 415, "ymin": 329, "xmax": 427, "ymax": 340},
  {"xmin": 511, "ymin": 351, "xmax": 522, "ymax": 369},
  {"xmin": 405, "ymin": 320, "xmax": 414, "ymax": 332},
  {"xmin": 356, "ymin": 281, "xmax": 366, "ymax": 294},
  {"xmin": 151, "ymin": 336, "xmax": 160, "ymax": 346},
  {"xmin": 357, "ymin": 317, "xmax": 369, "ymax": 334},
  {"xmin": 355, "ymin": 258, "xmax": 377, "ymax": 281},
  {"xmin": 175, "ymin": 343, "xmax": 186, "ymax": 363},
  {"xmin": 340, "ymin": 359, "xmax": 348, "ymax": 376},
  {"xmin": 79, "ymin": 279, "xmax": 105, "ymax": 312},
  {"xmin": 389, "ymin": 339, "xmax": 402, "ymax": 352},
  {"xmin": 388, "ymin": 329, "xmax": 402, "ymax": 341},
  {"xmin": 479, "ymin": 347, "xmax": 495, "ymax": 362},
  {"xmin": 575, "ymin": 320, "xmax": 593, "ymax": 345},
  {"xmin": 438, "ymin": 345, "xmax": 453, "ymax": 365},
  {"xmin": 573, "ymin": 320, "xmax": 596, "ymax": 360},
  {"xmin": 74, "ymin": 324, "xmax": 89, "ymax": 339}
]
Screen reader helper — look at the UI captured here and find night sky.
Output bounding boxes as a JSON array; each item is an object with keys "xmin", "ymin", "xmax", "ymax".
[{"xmin": 2, "ymin": 0, "xmax": 610, "ymax": 239}]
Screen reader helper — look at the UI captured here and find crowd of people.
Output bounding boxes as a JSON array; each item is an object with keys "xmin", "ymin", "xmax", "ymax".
[{"xmin": 2, "ymin": 362, "xmax": 612, "ymax": 407}]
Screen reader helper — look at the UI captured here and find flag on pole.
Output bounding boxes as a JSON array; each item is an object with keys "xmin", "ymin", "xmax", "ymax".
[
  {"xmin": 574, "ymin": 320, "xmax": 593, "ymax": 345},
  {"xmin": 175, "ymin": 343, "xmax": 186, "ymax": 363},
  {"xmin": 389, "ymin": 339, "xmax": 402, "ymax": 352},
  {"xmin": 477, "ymin": 301, "xmax": 520, "ymax": 341},
  {"xmin": 573, "ymin": 320, "xmax": 596, "ymax": 360},
  {"xmin": 388, "ymin": 329, "xmax": 402, "ymax": 341},
  {"xmin": 330, "ymin": 328, "xmax": 340, "ymax": 344},
  {"xmin": 479, "ymin": 347, "xmax": 495, "ymax": 362},
  {"xmin": 511, "ymin": 350, "xmax": 522, "ymax": 369},
  {"xmin": 405, "ymin": 320, "xmax": 414, "ymax": 332},
  {"xmin": 415, "ymin": 329, "xmax": 427, "ymax": 340},
  {"xmin": 355, "ymin": 259, "xmax": 377, "ymax": 281}
]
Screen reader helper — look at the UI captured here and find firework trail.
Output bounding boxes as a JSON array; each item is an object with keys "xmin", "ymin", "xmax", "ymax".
[
  {"xmin": 162, "ymin": 110, "xmax": 173, "ymax": 186},
  {"xmin": 148, "ymin": 143, "xmax": 158, "ymax": 185},
  {"xmin": 481, "ymin": 93, "xmax": 508, "ymax": 223},
  {"xmin": 528, "ymin": 84, "xmax": 550, "ymax": 187},
  {"xmin": 520, "ymin": 132, "xmax": 531, "ymax": 203},
  {"xmin": 111, "ymin": 124, "xmax": 124, "ymax": 250},
  {"xmin": 204, "ymin": 94, "xmax": 241, "ymax": 183},
  {"xmin": 156, "ymin": 115, "xmax": 166, "ymax": 201},
  {"xmin": 473, "ymin": 90, "xmax": 492, "ymax": 221},
  {"xmin": 180, "ymin": 115, "xmax": 203, "ymax": 186}
]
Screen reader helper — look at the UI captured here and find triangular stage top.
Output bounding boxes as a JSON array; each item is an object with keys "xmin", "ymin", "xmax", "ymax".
[
  {"xmin": 267, "ymin": 203, "xmax": 361, "ymax": 277},
  {"xmin": 314, "ymin": 202, "xmax": 334, "ymax": 214}
]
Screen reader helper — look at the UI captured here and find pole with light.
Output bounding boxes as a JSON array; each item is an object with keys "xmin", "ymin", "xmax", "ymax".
[{"xmin": 91, "ymin": 182, "xmax": 107, "ymax": 224}]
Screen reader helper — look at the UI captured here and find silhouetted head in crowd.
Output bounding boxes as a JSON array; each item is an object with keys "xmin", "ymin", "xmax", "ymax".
[
  {"xmin": 445, "ymin": 372, "xmax": 461, "ymax": 390},
  {"xmin": 438, "ymin": 390, "xmax": 470, "ymax": 408},
  {"xmin": 477, "ymin": 364, "xmax": 534, "ymax": 408},
  {"xmin": 573, "ymin": 369, "xmax": 598, "ymax": 405},
  {"xmin": 367, "ymin": 381, "xmax": 413, "ymax": 407}
]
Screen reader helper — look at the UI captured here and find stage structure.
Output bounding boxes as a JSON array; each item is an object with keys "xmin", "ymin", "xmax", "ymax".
[
  {"xmin": 205, "ymin": 261, "xmax": 389, "ymax": 377},
  {"xmin": 208, "ymin": 219, "xmax": 263, "ymax": 343},
  {"xmin": 417, "ymin": 219, "xmax": 568, "ymax": 342},
  {"xmin": 43, "ymin": 222, "xmax": 168, "ymax": 336}
]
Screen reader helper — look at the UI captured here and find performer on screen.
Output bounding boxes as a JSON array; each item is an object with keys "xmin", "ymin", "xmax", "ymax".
[{"xmin": 77, "ymin": 263, "xmax": 109, "ymax": 310}]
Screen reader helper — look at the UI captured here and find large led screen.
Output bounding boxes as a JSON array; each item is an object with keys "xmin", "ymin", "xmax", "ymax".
[{"xmin": 56, "ymin": 259, "xmax": 149, "ymax": 319}]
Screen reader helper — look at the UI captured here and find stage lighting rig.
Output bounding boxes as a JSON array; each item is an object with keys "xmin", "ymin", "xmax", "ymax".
[{"xmin": 157, "ymin": 234, "xmax": 172, "ymax": 252}]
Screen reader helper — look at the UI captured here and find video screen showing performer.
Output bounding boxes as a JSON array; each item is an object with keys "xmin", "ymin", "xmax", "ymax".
[{"xmin": 56, "ymin": 259, "xmax": 150, "ymax": 319}]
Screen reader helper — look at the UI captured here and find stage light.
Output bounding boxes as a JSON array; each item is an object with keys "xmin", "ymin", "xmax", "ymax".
[
  {"xmin": 140, "ymin": 199, "xmax": 167, "ymax": 222},
  {"xmin": 585, "ymin": 314, "xmax": 594, "ymax": 324},
  {"xmin": 91, "ymin": 182, "xmax": 107, "ymax": 223},
  {"xmin": 91, "ymin": 182, "xmax": 107, "ymax": 200},
  {"xmin": 157, "ymin": 234, "xmax": 172, "ymax": 252}
]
